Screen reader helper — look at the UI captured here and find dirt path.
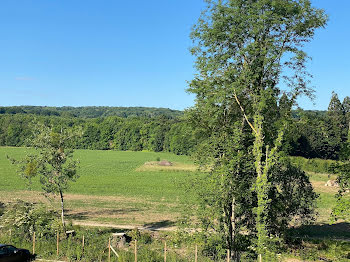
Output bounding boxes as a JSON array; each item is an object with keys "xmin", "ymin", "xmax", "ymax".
[
  {"xmin": 34, "ymin": 259, "xmax": 66, "ymax": 262},
  {"xmin": 72, "ymin": 220, "xmax": 177, "ymax": 232}
]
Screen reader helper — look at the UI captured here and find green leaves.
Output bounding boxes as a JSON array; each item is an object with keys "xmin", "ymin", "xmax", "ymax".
[
  {"xmin": 329, "ymin": 162, "xmax": 350, "ymax": 223},
  {"xmin": 1, "ymin": 200, "xmax": 61, "ymax": 239},
  {"xmin": 188, "ymin": 0, "xmax": 327, "ymax": 259},
  {"xmin": 24, "ymin": 159, "xmax": 38, "ymax": 179},
  {"xmin": 9, "ymin": 123, "xmax": 80, "ymax": 228}
]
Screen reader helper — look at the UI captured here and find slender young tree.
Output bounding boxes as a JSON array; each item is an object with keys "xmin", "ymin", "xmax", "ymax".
[
  {"xmin": 189, "ymin": 0, "xmax": 327, "ymax": 260},
  {"xmin": 9, "ymin": 123, "xmax": 80, "ymax": 229}
]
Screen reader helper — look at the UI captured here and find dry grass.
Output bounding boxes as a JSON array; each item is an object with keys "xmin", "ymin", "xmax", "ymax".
[
  {"xmin": 135, "ymin": 161, "xmax": 197, "ymax": 172},
  {"xmin": 0, "ymin": 170, "xmax": 340, "ymax": 229},
  {"xmin": 0, "ymin": 190, "xmax": 143, "ymax": 205},
  {"xmin": 311, "ymin": 181, "xmax": 339, "ymax": 194},
  {"xmin": 0, "ymin": 190, "xmax": 180, "ymax": 227}
]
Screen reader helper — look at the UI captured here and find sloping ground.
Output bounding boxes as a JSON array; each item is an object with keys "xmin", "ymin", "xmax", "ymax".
[
  {"xmin": 0, "ymin": 148, "xmax": 199, "ymax": 229},
  {"xmin": 0, "ymin": 190, "xmax": 180, "ymax": 229}
]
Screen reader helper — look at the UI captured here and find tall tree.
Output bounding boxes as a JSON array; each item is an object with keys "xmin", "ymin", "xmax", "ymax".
[
  {"xmin": 327, "ymin": 92, "xmax": 347, "ymax": 159},
  {"xmin": 189, "ymin": 0, "xmax": 327, "ymax": 260},
  {"xmin": 343, "ymin": 96, "xmax": 350, "ymax": 138},
  {"xmin": 9, "ymin": 124, "xmax": 80, "ymax": 229},
  {"xmin": 341, "ymin": 96, "xmax": 350, "ymax": 159}
]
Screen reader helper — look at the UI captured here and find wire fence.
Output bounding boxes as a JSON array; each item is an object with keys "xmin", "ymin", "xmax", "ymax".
[
  {"xmin": 18, "ymin": 231, "xmax": 229, "ymax": 262},
  {"xmin": 2, "ymin": 229, "xmax": 240, "ymax": 261}
]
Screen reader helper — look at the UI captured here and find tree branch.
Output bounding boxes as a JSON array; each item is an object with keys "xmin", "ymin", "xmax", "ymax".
[{"xmin": 233, "ymin": 88, "xmax": 257, "ymax": 134}]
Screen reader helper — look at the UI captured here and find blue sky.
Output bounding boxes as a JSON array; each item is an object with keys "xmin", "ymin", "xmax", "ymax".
[{"xmin": 0, "ymin": 0, "xmax": 349, "ymax": 110}]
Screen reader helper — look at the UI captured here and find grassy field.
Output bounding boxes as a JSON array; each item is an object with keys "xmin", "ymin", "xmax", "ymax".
[
  {"xmin": 1, "ymin": 147, "xmax": 350, "ymax": 261},
  {"xmin": 0, "ymin": 147, "xmax": 347, "ymax": 230},
  {"xmin": 0, "ymin": 147, "xmax": 200, "ymax": 227},
  {"xmin": 290, "ymin": 156, "xmax": 336, "ymax": 174},
  {"xmin": 0, "ymin": 147, "xmax": 196, "ymax": 197}
]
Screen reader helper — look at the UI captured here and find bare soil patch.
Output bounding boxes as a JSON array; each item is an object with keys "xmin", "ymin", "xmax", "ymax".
[{"xmin": 72, "ymin": 220, "xmax": 176, "ymax": 232}]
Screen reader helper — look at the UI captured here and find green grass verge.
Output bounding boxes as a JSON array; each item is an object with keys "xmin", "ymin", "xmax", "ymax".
[{"xmin": 290, "ymin": 156, "xmax": 337, "ymax": 174}]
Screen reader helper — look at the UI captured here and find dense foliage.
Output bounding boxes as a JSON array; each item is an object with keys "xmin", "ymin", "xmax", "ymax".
[
  {"xmin": 1, "ymin": 96, "xmax": 349, "ymax": 161},
  {"xmin": 289, "ymin": 93, "xmax": 350, "ymax": 160},
  {"xmin": 1, "ymin": 200, "xmax": 62, "ymax": 240},
  {"xmin": 0, "ymin": 114, "xmax": 197, "ymax": 155},
  {"xmin": 329, "ymin": 162, "xmax": 350, "ymax": 222},
  {"xmin": 187, "ymin": 0, "xmax": 327, "ymax": 260}
]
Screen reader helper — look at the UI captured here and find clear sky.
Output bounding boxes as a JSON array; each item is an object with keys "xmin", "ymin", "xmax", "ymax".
[{"xmin": 0, "ymin": 0, "xmax": 349, "ymax": 110}]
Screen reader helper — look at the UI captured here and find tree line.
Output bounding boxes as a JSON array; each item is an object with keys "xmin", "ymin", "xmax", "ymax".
[
  {"xmin": 0, "ymin": 114, "xmax": 197, "ymax": 155},
  {"xmin": 1, "ymin": 93, "xmax": 349, "ymax": 160},
  {"xmin": 288, "ymin": 92, "xmax": 350, "ymax": 160},
  {"xmin": 0, "ymin": 106, "xmax": 183, "ymax": 118}
]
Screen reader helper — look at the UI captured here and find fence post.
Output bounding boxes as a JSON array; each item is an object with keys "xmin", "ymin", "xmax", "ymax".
[
  {"xmin": 134, "ymin": 239, "xmax": 137, "ymax": 262},
  {"xmin": 108, "ymin": 238, "xmax": 111, "ymax": 262},
  {"xmin": 82, "ymin": 235, "xmax": 85, "ymax": 254},
  {"xmin": 195, "ymin": 244, "xmax": 198, "ymax": 262},
  {"xmin": 56, "ymin": 231, "xmax": 59, "ymax": 256},
  {"xmin": 164, "ymin": 241, "xmax": 167, "ymax": 262},
  {"xmin": 32, "ymin": 232, "xmax": 35, "ymax": 255}
]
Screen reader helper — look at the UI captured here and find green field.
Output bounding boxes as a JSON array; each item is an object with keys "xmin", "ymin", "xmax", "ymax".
[
  {"xmin": 0, "ymin": 147, "xmax": 197, "ymax": 198},
  {"xmin": 0, "ymin": 146, "xmax": 346, "ymax": 231},
  {"xmin": 1, "ymin": 147, "xmax": 350, "ymax": 261},
  {"xmin": 0, "ymin": 147, "xmax": 200, "ymax": 226}
]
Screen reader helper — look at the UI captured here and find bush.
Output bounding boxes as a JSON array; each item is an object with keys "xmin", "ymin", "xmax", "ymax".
[
  {"xmin": 128, "ymin": 228, "xmax": 152, "ymax": 244},
  {"xmin": 0, "ymin": 200, "xmax": 62, "ymax": 240}
]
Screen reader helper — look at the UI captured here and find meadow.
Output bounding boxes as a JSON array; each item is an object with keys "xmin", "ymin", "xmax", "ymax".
[
  {"xmin": 1, "ymin": 147, "xmax": 350, "ymax": 261},
  {"xmin": 0, "ymin": 147, "xmax": 201, "ymax": 227},
  {"xmin": 0, "ymin": 147, "xmax": 348, "ymax": 230}
]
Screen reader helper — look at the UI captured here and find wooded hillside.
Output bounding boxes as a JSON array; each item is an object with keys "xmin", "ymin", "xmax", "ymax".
[{"xmin": 1, "ymin": 93, "xmax": 349, "ymax": 161}]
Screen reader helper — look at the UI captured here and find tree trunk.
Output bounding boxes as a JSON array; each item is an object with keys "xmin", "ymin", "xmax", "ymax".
[
  {"xmin": 253, "ymin": 115, "xmax": 267, "ymax": 261},
  {"xmin": 227, "ymin": 203, "xmax": 233, "ymax": 261},
  {"xmin": 59, "ymin": 190, "xmax": 66, "ymax": 230},
  {"xmin": 231, "ymin": 196, "xmax": 237, "ymax": 261}
]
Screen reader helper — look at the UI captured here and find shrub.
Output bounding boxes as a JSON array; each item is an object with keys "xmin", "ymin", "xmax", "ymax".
[
  {"xmin": 128, "ymin": 228, "xmax": 152, "ymax": 244},
  {"xmin": 0, "ymin": 200, "xmax": 61, "ymax": 240}
]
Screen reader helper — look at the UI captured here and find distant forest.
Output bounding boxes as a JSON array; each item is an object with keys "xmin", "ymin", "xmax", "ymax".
[
  {"xmin": 0, "ymin": 93, "xmax": 349, "ymax": 160},
  {"xmin": 0, "ymin": 106, "xmax": 183, "ymax": 118}
]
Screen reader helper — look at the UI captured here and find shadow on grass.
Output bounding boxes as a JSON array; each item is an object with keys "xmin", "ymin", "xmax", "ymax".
[
  {"xmin": 66, "ymin": 207, "xmax": 141, "ymax": 220},
  {"xmin": 289, "ymin": 222, "xmax": 350, "ymax": 241},
  {"xmin": 143, "ymin": 220, "xmax": 175, "ymax": 230},
  {"xmin": 0, "ymin": 202, "xmax": 4, "ymax": 216}
]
